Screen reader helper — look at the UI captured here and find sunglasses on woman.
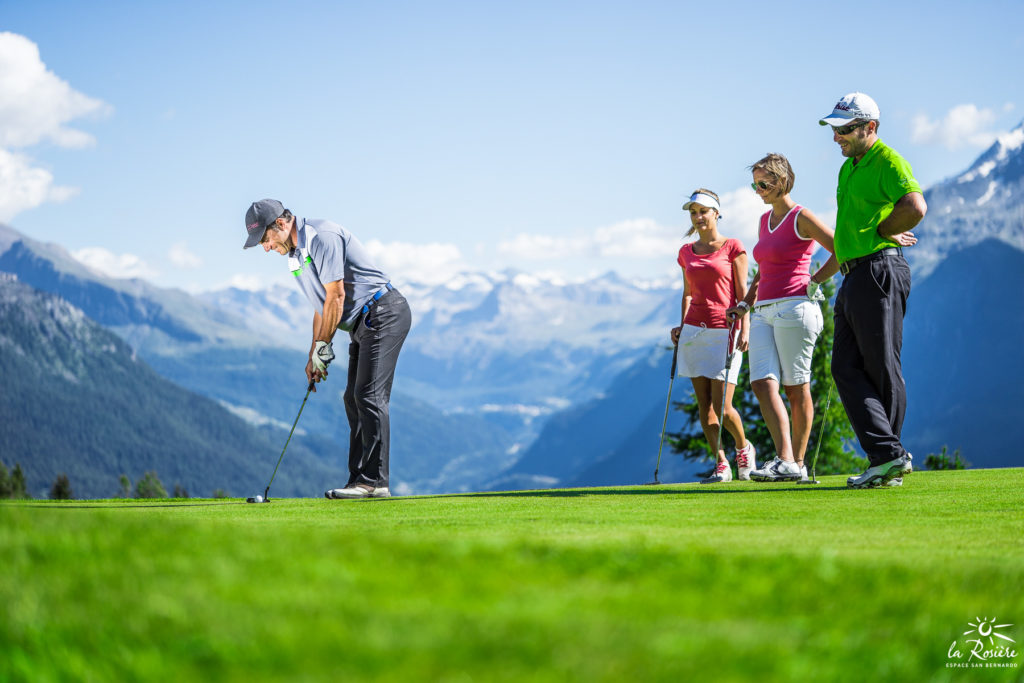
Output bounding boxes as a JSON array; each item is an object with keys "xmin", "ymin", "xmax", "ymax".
[{"xmin": 750, "ymin": 180, "xmax": 773, "ymax": 191}]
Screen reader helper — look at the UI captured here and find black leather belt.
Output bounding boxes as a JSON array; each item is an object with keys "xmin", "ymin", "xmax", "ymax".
[{"xmin": 839, "ymin": 247, "xmax": 902, "ymax": 276}]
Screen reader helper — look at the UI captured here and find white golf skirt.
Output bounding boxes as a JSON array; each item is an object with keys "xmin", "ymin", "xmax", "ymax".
[{"xmin": 676, "ymin": 324, "xmax": 743, "ymax": 384}]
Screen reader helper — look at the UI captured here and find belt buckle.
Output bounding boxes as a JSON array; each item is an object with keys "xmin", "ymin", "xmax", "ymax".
[{"xmin": 362, "ymin": 283, "xmax": 391, "ymax": 314}]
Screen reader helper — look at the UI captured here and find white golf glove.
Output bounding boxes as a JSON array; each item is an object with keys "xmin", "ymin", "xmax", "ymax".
[
  {"xmin": 807, "ymin": 280, "xmax": 825, "ymax": 302},
  {"xmin": 312, "ymin": 340, "xmax": 335, "ymax": 375}
]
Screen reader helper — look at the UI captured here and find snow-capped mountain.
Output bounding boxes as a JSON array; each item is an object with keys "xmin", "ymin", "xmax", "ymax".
[
  {"xmin": 202, "ymin": 269, "xmax": 682, "ymax": 414},
  {"xmin": 908, "ymin": 119, "xmax": 1024, "ymax": 281},
  {"xmin": 6, "ymin": 117, "xmax": 1021, "ymax": 496},
  {"xmin": 1, "ymin": 225, "xmax": 686, "ymax": 494}
]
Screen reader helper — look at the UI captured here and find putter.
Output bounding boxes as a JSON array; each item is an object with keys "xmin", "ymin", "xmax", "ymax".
[
  {"xmin": 797, "ymin": 381, "xmax": 833, "ymax": 485},
  {"xmin": 648, "ymin": 342, "xmax": 679, "ymax": 485},
  {"xmin": 248, "ymin": 382, "xmax": 314, "ymax": 503}
]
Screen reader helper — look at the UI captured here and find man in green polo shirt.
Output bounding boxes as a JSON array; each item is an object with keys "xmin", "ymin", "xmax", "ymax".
[{"xmin": 819, "ymin": 92, "xmax": 928, "ymax": 489}]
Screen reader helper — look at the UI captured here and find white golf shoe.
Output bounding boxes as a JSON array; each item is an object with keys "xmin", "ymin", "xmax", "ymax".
[
  {"xmin": 700, "ymin": 461, "xmax": 733, "ymax": 484},
  {"xmin": 799, "ymin": 464, "xmax": 809, "ymax": 482},
  {"xmin": 325, "ymin": 485, "xmax": 373, "ymax": 499},
  {"xmin": 846, "ymin": 454, "xmax": 913, "ymax": 489},
  {"xmin": 750, "ymin": 457, "xmax": 802, "ymax": 482},
  {"xmin": 326, "ymin": 484, "xmax": 391, "ymax": 499},
  {"xmin": 735, "ymin": 443, "xmax": 757, "ymax": 480}
]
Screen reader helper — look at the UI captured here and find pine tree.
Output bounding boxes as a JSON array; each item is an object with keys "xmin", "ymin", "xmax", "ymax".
[
  {"xmin": 925, "ymin": 445, "xmax": 969, "ymax": 470},
  {"xmin": 668, "ymin": 274, "xmax": 862, "ymax": 475},
  {"xmin": 118, "ymin": 474, "xmax": 132, "ymax": 499},
  {"xmin": 9, "ymin": 464, "xmax": 31, "ymax": 499},
  {"xmin": 135, "ymin": 471, "xmax": 168, "ymax": 499},
  {"xmin": 50, "ymin": 473, "xmax": 73, "ymax": 500},
  {"xmin": 0, "ymin": 461, "xmax": 10, "ymax": 498}
]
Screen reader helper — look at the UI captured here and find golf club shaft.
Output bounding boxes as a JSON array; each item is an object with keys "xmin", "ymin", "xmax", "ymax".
[
  {"xmin": 652, "ymin": 342, "xmax": 679, "ymax": 482},
  {"xmin": 714, "ymin": 319, "xmax": 737, "ymax": 460},
  {"xmin": 264, "ymin": 383, "xmax": 314, "ymax": 500},
  {"xmin": 808, "ymin": 381, "xmax": 833, "ymax": 480}
]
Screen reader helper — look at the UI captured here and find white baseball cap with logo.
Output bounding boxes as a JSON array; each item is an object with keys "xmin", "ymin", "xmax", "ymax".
[{"xmin": 819, "ymin": 92, "xmax": 880, "ymax": 126}]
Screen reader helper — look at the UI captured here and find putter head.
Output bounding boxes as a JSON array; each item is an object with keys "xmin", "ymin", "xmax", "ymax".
[{"xmin": 796, "ymin": 479, "xmax": 820, "ymax": 485}]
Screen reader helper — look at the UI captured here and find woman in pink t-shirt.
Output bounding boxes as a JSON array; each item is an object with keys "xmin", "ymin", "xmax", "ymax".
[
  {"xmin": 670, "ymin": 188, "xmax": 755, "ymax": 484},
  {"xmin": 728, "ymin": 154, "xmax": 839, "ymax": 482}
]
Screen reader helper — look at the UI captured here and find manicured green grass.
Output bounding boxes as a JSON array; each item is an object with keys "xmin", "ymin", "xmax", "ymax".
[{"xmin": 2, "ymin": 469, "xmax": 1023, "ymax": 681}]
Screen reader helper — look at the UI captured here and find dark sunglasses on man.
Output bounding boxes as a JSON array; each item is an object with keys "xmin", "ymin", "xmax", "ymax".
[{"xmin": 832, "ymin": 120, "xmax": 871, "ymax": 136}]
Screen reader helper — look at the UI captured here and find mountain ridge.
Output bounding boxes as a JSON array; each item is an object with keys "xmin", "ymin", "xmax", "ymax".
[
  {"xmin": 0, "ymin": 273, "xmax": 346, "ymax": 498},
  {"xmin": 2, "ymin": 119, "xmax": 1022, "ymax": 493}
]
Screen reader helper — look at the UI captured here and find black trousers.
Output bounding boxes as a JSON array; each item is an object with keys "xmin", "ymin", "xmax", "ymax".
[
  {"xmin": 344, "ymin": 289, "xmax": 411, "ymax": 488},
  {"xmin": 832, "ymin": 252, "xmax": 912, "ymax": 467}
]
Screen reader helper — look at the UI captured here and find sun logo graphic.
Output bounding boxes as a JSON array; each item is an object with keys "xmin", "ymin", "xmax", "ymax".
[
  {"xmin": 965, "ymin": 617, "xmax": 1016, "ymax": 646},
  {"xmin": 947, "ymin": 616, "xmax": 1019, "ymax": 669}
]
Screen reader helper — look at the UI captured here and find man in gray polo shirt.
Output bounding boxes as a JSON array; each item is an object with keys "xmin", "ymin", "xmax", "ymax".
[{"xmin": 244, "ymin": 199, "xmax": 412, "ymax": 499}]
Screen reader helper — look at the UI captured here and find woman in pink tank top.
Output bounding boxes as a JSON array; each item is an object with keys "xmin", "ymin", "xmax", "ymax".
[
  {"xmin": 670, "ymin": 188, "xmax": 755, "ymax": 484},
  {"xmin": 727, "ymin": 153, "xmax": 839, "ymax": 482}
]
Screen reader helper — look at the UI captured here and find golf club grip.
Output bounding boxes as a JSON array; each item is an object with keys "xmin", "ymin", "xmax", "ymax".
[{"xmin": 670, "ymin": 343, "xmax": 678, "ymax": 378}]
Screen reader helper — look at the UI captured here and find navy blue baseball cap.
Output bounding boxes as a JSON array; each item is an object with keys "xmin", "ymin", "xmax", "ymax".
[{"xmin": 243, "ymin": 198, "xmax": 285, "ymax": 249}]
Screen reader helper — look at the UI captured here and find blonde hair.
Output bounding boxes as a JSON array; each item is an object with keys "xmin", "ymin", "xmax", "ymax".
[
  {"xmin": 749, "ymin": 153, "xmax": 795, "ymax": 195},
  {"xmin": 685, "ymin": 187, "xmax": 720, "ymax": 237}
]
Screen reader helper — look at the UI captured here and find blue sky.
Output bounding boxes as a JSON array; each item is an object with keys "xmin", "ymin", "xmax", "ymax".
[{"xmin": 2, "ymin": 0, "xmax": 1022, "ymax": 291}]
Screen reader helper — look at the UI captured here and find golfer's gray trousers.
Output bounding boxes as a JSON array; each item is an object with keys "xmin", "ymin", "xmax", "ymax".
[
  {"xmin": 831, "ymin": 251, "xmax": 911, "ymax": 467},
  {"xmin": 345, "ymin": 288, "xmax": 411, "ymax": 488}
]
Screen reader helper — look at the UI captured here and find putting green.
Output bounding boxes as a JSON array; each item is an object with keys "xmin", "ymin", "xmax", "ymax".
[{"xmin": 2, "ymin": 469, "xmax": 1022, "ymax": 681}]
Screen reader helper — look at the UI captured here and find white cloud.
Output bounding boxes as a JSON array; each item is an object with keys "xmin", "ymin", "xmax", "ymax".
[
  {"xmin": 498, "ymin": 218, "xmax": 681, "ymax": 262},
  {"xmin": 0, "ymin": 32, "xmax": 110, "ymax": 222},
  {"xmin": 225, "ymin": 274, "xmax": 268, "ymax": 291},
  {"xmin": 910, "ymin": 104, "xmax": 1001, "ymax": 150},
  {"xmin": 593, "ymin": 219, "xmax": 681, "ymax": 259},
  {"xmin": 201, "ymin": 273, "xmax": 285, "ymax": 293},
  {"xmin": 71, "ymin": 247, "xmax": 159, "ymax": 280},
  {"xmin": 497, "ymin": 232, "xmax": 584, "ymax": 260},
  {"xmin": 0, "ymin": 147, "xmax": 78, "ymax": 221},
  {"xmin": 168, "ymin": 241, "xmax": 202, "ymax": 269},
  {"xmin": 717, "ymin": 186, "xmax": 768, "ymax": 252},
  {"xmin": 0, "ymin": 32, "xmax": 110, "ymax": 148},
  {"xmin": 364, "ymin": 239, "xmax": 467, "ymax": 286}
]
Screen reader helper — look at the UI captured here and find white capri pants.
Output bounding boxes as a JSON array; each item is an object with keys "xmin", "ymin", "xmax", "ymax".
[
  {"xmin": 748, "ymin": 298, "xmax": 823, "ymax": 386},
  {"xmin": 676, "ymin": 324, "xmax": 743, "ymax": 384}
]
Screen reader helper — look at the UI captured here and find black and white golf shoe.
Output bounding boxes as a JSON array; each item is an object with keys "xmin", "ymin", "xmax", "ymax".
[
  {"xmin": 846, "ymin": 454, "xmax": 912, "ymax": 489},
  {"xmin": 750, "ymin": 457, "xmax": 802, "ymax": 482}
]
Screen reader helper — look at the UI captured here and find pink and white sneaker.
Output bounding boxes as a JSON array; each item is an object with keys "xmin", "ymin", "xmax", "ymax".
[
  {"xmin": 700, "ymin": 460, "xmax": 733, "ymax": 484},
  {"xmin": 735, "ymin": 443, "xmax": 757, "ymax": 480}
]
